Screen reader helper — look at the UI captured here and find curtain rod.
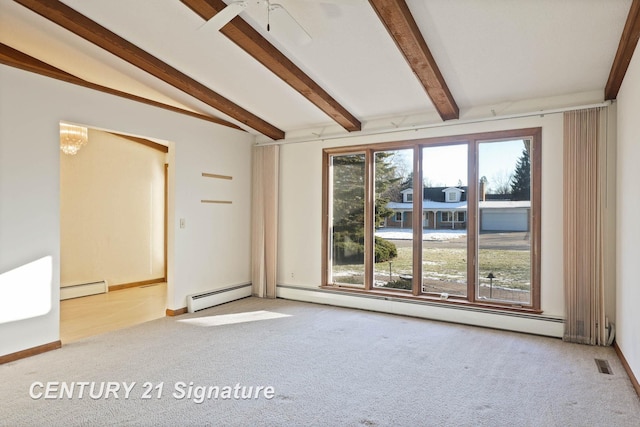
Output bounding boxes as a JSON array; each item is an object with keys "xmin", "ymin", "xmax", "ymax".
[{"xmin": 257, "ymin": 100, "xmax": 612, "ymax": 146}]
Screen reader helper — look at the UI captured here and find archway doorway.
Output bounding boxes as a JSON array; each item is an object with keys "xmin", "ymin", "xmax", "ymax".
[{"xmin": 59, "ymin": 124, "xmax": 169, "ymax": 343}]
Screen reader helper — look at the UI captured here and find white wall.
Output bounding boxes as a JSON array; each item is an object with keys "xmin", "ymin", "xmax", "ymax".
[
  {"xmin": 170, "ymin": 118, "xmax": 253, "ymax": 310},
  {"xmin": 278, "ymin": 113, "xmax": 568, "ymax": 336},
  {"xmin": 0, "ymin": 70, "xmax": 61, "ymax": 356},
  {"xmin": 60, "ymin": 129, "xmax": 166, "ymax": 287},
  {"xmin": 0, "ymin": 65, "xmax": 253, "ymax": 357},
  {"xmin": 616, "ymin": 43, "xmax": 640, "ymax": 382}
]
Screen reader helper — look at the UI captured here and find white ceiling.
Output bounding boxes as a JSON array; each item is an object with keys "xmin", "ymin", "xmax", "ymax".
[{"xmin": 0, "ymin": 0, "xmax": 632, "ymax": 142}]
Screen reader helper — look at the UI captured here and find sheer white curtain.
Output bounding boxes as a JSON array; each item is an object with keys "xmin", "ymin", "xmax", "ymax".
[
  {"xmin": 563, "ymin": 107, "xmax": 608, "ymax": 345},
  {"xmin": 251, "ymin": 145, "xmax": 279, "ymax": 298}
]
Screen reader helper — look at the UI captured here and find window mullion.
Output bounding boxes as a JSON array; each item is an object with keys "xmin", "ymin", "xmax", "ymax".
[
  {"xmin": 467, "ymin": 140, "xmax": 478, "ymax": 302},
  {"xmin": 322, "ymin": 152, "xmax": 330, "ymax": 286},
  {"xmin": 364, "ymin": 149, "xmax": 374, "ymax": 291},
  {"xmin": 531, "ymin": 132, "xmax": 542, "ymax": 311},
  {"xmin": 412, "ymin": 145, "xmax": 422, "ymax": 296}
]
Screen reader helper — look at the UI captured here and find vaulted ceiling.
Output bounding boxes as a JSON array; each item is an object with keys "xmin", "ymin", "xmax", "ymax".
[{"xmin": 0, "ymin": 0, "xmax": 637, "ymax": 142}]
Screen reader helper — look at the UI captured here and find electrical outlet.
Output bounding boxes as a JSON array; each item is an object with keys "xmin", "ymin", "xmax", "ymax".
[
  {"xmin": 290, "ymin": 272, "xmax": 294, "ymax": 279},
  {"xmin": 179, "ymin": 218, "xmax": 186, "ymax": 229}
]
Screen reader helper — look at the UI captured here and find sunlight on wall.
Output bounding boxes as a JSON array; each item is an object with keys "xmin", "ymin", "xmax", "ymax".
[
  {"xmin": 178, "ymin": 311, "xmax": 291, "ymax": 327},
  {"xmin": 0, "ymin": 256, "xmax": 52, "ymax": 324}
]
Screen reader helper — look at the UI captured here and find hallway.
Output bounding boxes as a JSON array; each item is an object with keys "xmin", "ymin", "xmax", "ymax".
[{"xmin": 60, "ymin": 283, "xmax": 166, "ymax": 343}]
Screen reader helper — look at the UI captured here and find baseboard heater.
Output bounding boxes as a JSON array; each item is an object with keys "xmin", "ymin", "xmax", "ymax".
[
  {"xmin": 186, "ymin": 283, "xmax": 252, "ymax": 313},
  {"xmin": 60, "ymin": 280, "xmax": 108, "ymax": 300}
]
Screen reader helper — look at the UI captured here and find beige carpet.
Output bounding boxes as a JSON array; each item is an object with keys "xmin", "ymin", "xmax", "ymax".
[{"xmin": 1, "ymin": 297, "xmax": 638, "ymax": 426}]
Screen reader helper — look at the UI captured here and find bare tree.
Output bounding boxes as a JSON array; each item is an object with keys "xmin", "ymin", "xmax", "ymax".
[{"xmin": 489, "ymin": 169, "xmax": 514, "ymax": 194}]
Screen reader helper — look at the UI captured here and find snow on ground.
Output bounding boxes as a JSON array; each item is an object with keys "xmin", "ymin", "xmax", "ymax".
[{"xmin": 375, "ymin": 228, "xmax": 466, "ymax": 241}]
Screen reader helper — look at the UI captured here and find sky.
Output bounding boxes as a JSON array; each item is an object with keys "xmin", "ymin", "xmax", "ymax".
[
  {"xmin": 391, "ymin": 139, "xmax": 526, "ymax": 190},
  {"xmin": 477, "ymin": 139, "xmax": 527, "ymax": 191}
]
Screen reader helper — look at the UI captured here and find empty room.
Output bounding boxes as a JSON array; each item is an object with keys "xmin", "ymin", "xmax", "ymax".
[{"xmin": 1, "ymin": 0, "xmax": 639, "ymax": 425}]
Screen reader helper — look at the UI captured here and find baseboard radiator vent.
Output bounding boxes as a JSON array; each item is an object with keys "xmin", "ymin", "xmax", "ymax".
[
  {"xmin": 60, "ymin": 280, "xmax": 108, "ymax": 300},
  {"xmin": 187, "ymin": 283, "xmax": 252, "ymax": 313},
  {"xmin": 595, "ymin": 359, "xmax": 613, "ymax": 375}
]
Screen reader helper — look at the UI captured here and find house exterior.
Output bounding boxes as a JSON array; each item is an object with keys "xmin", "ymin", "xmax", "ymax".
[{"xmin": 384, "ymin": 186, "xmax": 530, "ymax": 232}]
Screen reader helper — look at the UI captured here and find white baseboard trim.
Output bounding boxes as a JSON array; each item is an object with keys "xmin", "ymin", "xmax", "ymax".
[
  {"xmin": 60, "ymin": 280, "xmax": 108, "ymax": 300},
  {"xmin": 186, "ymin": 283, "xmax": 252, "ymax": 313},
  {"xmin": 277, "ymin": 285, "xmax": 564, "ymax": 338}
]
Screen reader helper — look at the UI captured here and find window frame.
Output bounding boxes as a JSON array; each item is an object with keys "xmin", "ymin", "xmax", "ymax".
[{"xmin": 322, "ymin": 128, "xmax": 541, "ymax": 313}]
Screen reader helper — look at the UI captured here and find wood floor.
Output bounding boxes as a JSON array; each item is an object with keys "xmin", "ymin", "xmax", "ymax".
[{"xmin": 60, "ymin": 282, "xmax": 167, "ymax": 343}]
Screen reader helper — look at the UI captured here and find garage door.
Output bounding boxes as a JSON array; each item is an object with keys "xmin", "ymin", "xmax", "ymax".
[{"xmin": 481, "ymin": 209, "xmax": 529, "ymax": 231}]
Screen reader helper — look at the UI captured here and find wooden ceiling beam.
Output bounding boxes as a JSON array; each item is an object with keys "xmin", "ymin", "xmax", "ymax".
[
  {"xmin": 107, "ymin": 132, "xmax": 169, "ymax": 153},
  {"xmin": 13, "ymin": 0, "xmax": 283, "ymax": 140},
  {"xmin": 0, "ymin": 43, "xmax": 242, "ymax": 130},
  {"xmin": 605, "ymin": 0, "xmax": 640, "ymax": 100},
  {"xmin": 368, "ymin": 0, "xmax": 459, "ymax": 121},
  {"xmin": 180, "ymin": 0, "xmax": 362, "ymax": 132}
]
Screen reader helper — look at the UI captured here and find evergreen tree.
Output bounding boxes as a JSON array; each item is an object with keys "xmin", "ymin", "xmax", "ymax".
[
  {"xmin": 331, "ymin": 152, "xmax": 400, "ymax": 264},
  {"xmin": 375, "ymin": 152, "xmax": 402, "ymax": 227},
  {"xmin": 510, "ymin": 148, "xmax": 530, "ymax": 200},
  {"xmin": 331, "ymin": 154, "xmax": 366, "ymax": 234}
]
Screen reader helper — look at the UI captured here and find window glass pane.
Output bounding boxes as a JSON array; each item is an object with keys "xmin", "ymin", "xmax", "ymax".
[
  {"xmin": 374, "ymin": 149, "xmax": 413, "ymax": 291},
  {"xmin": 477, "ymin": 139, "xmax": 531, "ymax": 304},
  {"xmin": 330, "ymin": 153, "xmax": 366, "ymax": 287},
  {"xmin": 421, "ymin": 144, "xmax": 468, "ymax": 297}
]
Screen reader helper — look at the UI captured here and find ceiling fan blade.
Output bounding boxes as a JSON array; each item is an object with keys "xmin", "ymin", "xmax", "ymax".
[{"xmin": 201, "ymin": 1, "xmax": 248, "ymax": 31}]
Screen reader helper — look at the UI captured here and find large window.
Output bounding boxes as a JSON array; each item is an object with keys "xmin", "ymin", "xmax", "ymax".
[
  {"xmin": 323, "ymin": 129, "xmax": 541, "ymax": 311},
  {"xmin": 374, "ymin": 149, "xmax": 414, "ymax": 292},
  {"xmin": 328, "ymin": 153, "xmax": 366, "ymax": 287},
  {"xmin": 478, "ymin": 139, "xmax": 534, "ymax": 305},
  {"xmin": 422, "ymin": 144, "xmax": 468, "ymax": 297}
]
